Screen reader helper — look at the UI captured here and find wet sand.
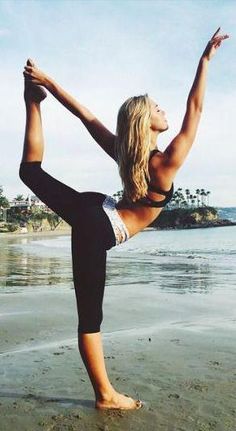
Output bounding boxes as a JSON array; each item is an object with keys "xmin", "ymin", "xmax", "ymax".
[
  {"xmin": 0, "ymin": 227, "xmax": 71, "ymax": 239},
  {"xmin": 1, "ymin": 287, "xmax": 236, "ymax": 430},
  {"xmin": 0, "ymin": 231, "xmax": 236, "ymax": 430}
]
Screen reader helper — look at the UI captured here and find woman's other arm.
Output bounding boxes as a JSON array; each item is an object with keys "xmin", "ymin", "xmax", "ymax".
[
  {"xmin": 23, "ymin": 63, "xmax": 117, "ymax": 161},
  {"xmin": 163, "ymin": 28, "xmax": 229, "ymax": 173}
]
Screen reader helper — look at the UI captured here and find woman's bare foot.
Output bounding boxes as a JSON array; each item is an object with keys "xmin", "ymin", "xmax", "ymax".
[
  {"xmin": 24, "ymin": 60, "xmax": 47, "ymax": 104},
  {"xmin": 95, "ymin": 390, "xmax": 143, "ymax": 410},
  {"xmin": 24, "ymin": 79, "xmax": 47, "ymax": 104}
]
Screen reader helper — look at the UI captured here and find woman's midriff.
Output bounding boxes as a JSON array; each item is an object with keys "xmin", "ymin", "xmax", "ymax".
[
  {"xmin": 116, "ymin": 206, "xmax": 163, "ymax": 238},
  {"xmin": 115, "ymin": 171, "xmax": 174, "ymax": 238}
]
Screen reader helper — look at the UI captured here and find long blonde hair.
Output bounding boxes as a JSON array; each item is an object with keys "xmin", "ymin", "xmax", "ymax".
[{"xmin": 114, "ymin": 94, "xmax": 152, "ymax": 203}]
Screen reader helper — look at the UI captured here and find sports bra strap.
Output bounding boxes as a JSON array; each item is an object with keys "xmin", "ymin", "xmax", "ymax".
[
  {"xmin": 146, "ymin": 149, "xmax": 173, "ymax": 196},
  {"xmin": 148, "ymin": 182, "xmax": 174, "ymax": 196}
]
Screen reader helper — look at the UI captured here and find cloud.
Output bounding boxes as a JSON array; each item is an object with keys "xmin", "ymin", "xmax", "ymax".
[{"xmin": 0, "ymin": 28, "xmax": 10, "ymax": 37}]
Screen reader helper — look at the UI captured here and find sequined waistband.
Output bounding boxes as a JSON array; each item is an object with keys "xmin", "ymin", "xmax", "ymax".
[{"xmin": 102, "ymin": 195, "xmax": 130, "ymax": 246}]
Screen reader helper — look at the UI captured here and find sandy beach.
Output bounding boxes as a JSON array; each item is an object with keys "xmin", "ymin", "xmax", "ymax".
[
  {"xmin": 0, "ymin": 229, "xmax": 236, "ymax": 430},
  {"xmin": 0, "ymin": 227, "xmax": 71, "ymax": 239}
]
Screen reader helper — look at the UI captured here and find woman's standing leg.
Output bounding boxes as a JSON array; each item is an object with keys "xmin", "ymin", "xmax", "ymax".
[{"xmin": 72, "ymin": 225, "xmax": 142, "ymax": 410}]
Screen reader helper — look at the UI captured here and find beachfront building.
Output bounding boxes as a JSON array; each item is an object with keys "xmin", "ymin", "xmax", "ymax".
[{"xmin": 9, "ymin": 195, "xmax": 53, "ymax": 213}]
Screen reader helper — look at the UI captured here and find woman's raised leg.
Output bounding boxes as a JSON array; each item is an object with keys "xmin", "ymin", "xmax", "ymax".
[
  {"xmin": 21, "ymin": 78, "xmax": 47, "ymax": 162},
  {"xmin": 20, "ymin": 76, "xmax": 85, "ymax": 225}
]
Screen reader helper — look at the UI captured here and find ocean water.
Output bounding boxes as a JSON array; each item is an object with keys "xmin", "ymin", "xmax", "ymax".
[
  {"xmin": 1, "ymin": 225, "xmax": 235, "ymax": 295},
  {"xmin": 1, "ymin": 224, "xmax": 235, "ymax": 334},
  {"xmin": 217, "ymin": 207, "xmax": 236, "ymax": 222}
]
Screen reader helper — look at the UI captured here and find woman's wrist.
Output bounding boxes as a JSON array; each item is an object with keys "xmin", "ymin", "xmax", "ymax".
[
  {"xmin": 200, "ymin": 55, "xmax": 210, "ymax": 64},
  {"xmin": 44, "ymin": 75, "xmax": 55, "ymax": 91}
]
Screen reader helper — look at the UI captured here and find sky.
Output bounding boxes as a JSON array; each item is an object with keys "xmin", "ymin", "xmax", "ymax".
[{"xmin": 0, "ymin": 0, "xmax": 235, "ymax": 207}]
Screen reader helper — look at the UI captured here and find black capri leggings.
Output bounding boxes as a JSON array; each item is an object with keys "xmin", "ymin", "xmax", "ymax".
[{"xmin": 19, "ymin": 161, "xmax": 116, "ymax": 333}]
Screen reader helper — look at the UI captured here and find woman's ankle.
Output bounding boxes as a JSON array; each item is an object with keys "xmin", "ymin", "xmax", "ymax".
[
  {"xmin": 24, "ymin": 81, "xmax": 47, "ymax": 104},
  {"xmin": 95, "ymin": 385, "xmax": 116, "ymax": 402},
  {"xmin": 25, "ymin": 101, "xmax": 41, "ymax": 113}
]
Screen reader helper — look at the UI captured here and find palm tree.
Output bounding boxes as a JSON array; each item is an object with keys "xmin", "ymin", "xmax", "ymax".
[
  {"xmin": 188, "ymin": 193, "xmax": 196, "ymax": 208},
  {"xmin": 185, "ymin": 189, "xmax": 190, "ymax": 207},
  {"xmin": 195, "ymin": 189, "xmax": 200, "ymax": 207},
  {"xmin": 15, "ymin": 194, "xmax": 24, "ymax": 201},
  {"xmin": 113, "ymin": 190, "xmax": 123, "ymax": 202},
  {"xmin": 0, "ymin": 186, "xmax": 9, "ymax": 209},
  {"xmin": 112, "ymin": 192, "xmax": 118, "ymax": 201},
  {"xmin": 206, "ymin": 191, "xmax": 211, "ymax": 206},
  {"xmin": 182, "ymin": 199, "xmax": 188, "ymax": 208},
  {"xmin": 200, "ymin": 189, "xmax": 205, "ymax": 206}
]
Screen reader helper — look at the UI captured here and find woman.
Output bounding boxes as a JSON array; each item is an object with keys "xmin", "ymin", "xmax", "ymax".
[{"xmin": 20, "ymin": 28, "xmax": 228, "ymax": 410}]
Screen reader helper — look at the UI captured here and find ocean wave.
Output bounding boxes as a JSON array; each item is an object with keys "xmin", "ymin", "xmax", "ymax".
[{"xmin": 112, "ymin": 246, "xmax": 235, "ymax": 259}]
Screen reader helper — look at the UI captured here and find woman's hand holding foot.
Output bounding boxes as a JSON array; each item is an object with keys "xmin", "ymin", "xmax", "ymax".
[
  {"xmin": 24, "ymin": 58, "xmax": 49, "ymax": 86},
  {"xmin": 23, "ymin": 58, "xmax": 47, "ymax": 103}
]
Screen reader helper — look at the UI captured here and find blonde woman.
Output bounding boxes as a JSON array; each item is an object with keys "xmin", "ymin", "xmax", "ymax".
[{"xmin": 20, "ymin": 28, "xmax": 228, "ymax": 410}]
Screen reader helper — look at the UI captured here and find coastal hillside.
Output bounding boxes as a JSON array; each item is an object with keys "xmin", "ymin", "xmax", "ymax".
[
  {"xmin": 150, "ymin": 206, "xmax": 236, "ymax": 230},
  {"xmin": 1, "ymin": 185, "xmax": 235, "ymax": 233}
]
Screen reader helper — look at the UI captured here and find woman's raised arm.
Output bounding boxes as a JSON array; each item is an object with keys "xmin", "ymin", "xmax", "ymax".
[
  {"xmin": 163, "ymin": 28, "xmax": 229, "ymax": 173},
  {"xmin": 23, "ymin": 60, "xmax": 117, "ymax": 162}
]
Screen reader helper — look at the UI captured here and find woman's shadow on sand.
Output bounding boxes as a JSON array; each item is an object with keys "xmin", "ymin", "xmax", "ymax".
[{"xmin": 0, "ymin": 391, "xmax": 94, "ymax": 409}]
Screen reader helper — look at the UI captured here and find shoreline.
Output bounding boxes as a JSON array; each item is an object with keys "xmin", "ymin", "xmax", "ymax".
[
  {"xmin": 1, "ymin": 222, "xmax": 235, "ymax": 237},
  {"xmin": 0, "ymin": 228, "xmax": 71, "ymax": 239},
  {"xmin": 154, "ymin": 221, "xmax": 236, "ymax": 231}
]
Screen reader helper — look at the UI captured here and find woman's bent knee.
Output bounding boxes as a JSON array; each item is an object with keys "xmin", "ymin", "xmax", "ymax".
[
  {"xmin": 77, "ymin": 315, "xmax": 103, "ymax": 334},
  {"xmin": 19, "ymin": 161, "xmax": 42, "ymax": 186}
]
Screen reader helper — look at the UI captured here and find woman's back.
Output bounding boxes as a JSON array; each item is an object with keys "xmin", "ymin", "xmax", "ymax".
[{"xmin": 115, "ymin": 149, "xmax": 175, "ymax": 237}]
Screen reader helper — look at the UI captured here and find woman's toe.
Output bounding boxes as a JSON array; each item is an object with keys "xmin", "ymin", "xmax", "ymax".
[
  {"xmin": 135, "ymin": 399, "xmax": 143, "ymax": 409},
  {"xmin": 27, "ymin": 58, "xmax": 35, "ymax": 67}
]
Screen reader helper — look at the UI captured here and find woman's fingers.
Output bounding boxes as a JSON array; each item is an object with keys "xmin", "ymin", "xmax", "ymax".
[
  {"xmin": 27, "ymin": 58, "xmax": 35, "ymax": 67},
  {"xmin": 212, "ymin": 27, "xmax": 221, "ymax": 39},
  {"xmin": 23, "ymin": 72, "xmax": 41, "ymax": 85},
  {"xmin": 209, "ymin": 35, "xmax": 229, "ymax": 47},
  {"xmin": 23, "ymin": 65, "xmax": 39, "ymax": 79},
  {"xmin": 215, "ymin": 34, "xmax": 229, "ymax": 41},
  {"xmin": 210, "ymin": 25, "xmax": 229, "ymax": 45},
  {"xmin": 23, "ymin": 71, "xmax": 33, "ymax": 80}
]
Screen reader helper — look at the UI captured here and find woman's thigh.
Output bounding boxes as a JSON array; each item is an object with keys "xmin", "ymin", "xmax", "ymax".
[
  {"xmin": 71, "ymin": 206, "xmax": 116, "ymax": 333},
  {"xmin": 19, "ymin": 161, "xmax": 106, "ymax": 226}
]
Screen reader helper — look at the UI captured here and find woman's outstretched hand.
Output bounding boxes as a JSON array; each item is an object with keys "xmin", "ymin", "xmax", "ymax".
[
  {"xmin": 202, "ymin": 27, "xmax": 229, "ymax": 61},
  {"xmin": 23, "ymin": 58, "xmax": 49, "ymax": 87}
]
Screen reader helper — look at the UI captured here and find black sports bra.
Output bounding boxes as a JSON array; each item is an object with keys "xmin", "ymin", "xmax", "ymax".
[{"xmin": 136, "ymin": 149, "xmax": 174, "ymax": 208}]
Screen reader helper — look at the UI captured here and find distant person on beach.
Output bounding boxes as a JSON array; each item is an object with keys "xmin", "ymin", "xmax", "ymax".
[{"xmin": 20, "ymin": 28, "xmax": 228, "ymax": 410}]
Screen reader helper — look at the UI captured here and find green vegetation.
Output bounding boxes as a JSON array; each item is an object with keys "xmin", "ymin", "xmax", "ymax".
[
  {"xmin": 113, "ymin": 187, "xmax": 234, "ymax": 229},
  {"xmin": 113, "ymin": 187, "xmax": 212, "ymax": 209},
  {"xmin": 0, "ymin": 186, "xmax": 62, "ymax": 233},
  {"xmin": 150, "ymin": 206, "xmax": 219, "ymax": 229},
  {"xmin": 0, "ymin": 186, "xmax": 9, "ymax": 209},
  {"xmin": 168, "ymin": 187, "xmax": 211, "ymax": 209}
]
